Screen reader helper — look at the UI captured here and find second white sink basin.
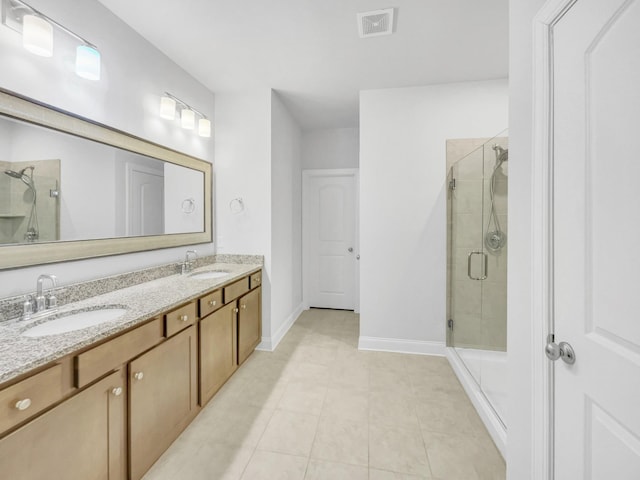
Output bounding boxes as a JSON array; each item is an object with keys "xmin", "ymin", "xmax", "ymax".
[
  {"xmin": 189, "ymin": 270, "xmax": 229, "ymax": 280},
  {"xmin": 22, "ymin": 307, "xmax": 128, "ymax": 338}
]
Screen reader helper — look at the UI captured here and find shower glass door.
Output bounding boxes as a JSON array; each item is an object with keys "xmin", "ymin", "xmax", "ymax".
[{"xmin": 447, "ymin": 131, "xmax": 508, "ymax": 426}]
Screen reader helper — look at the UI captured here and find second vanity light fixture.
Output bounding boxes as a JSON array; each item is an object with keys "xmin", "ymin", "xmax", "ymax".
[
  {"xmin": 1, "ymin": 0, "xmax": 101, "ymax": 80},
  {"xmin": 160, "ymin": 92, "xmax": 211, "ymax": 138}
]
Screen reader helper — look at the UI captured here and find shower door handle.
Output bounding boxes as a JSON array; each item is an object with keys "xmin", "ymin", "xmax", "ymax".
[{"xmin": 467, "ymin": 251, "xmax": 488, "ymax": 280}]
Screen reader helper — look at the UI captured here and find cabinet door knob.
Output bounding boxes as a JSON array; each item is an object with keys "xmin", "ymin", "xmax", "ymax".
[
  {"xmin": 234, "ymin": 308, "xmax": 239, "ymax": 313},
  {"xmin": 180, "ymin": 315, "xmax": 189, "ymax": 322},
  {"xmin": 241, "ymin": 304, "xmax": 247, "ymax": 310},
  {"xmin": 15, "ymin": 398, "xmax": 32, "ymax": 411},
  {"xmin": 209, "ymin": 300, "xmax": 217, "ymax": 307},
  {"xmin": 111, "ymin": 387, "xmax": 123, "ymax": 397},
  {"xmin": 255, "ymin": 277, "xmax": 261, "ymax": 282},
  {"xmin": 133, "ymin": 372, "xmax": 144, "ymax": 381}
]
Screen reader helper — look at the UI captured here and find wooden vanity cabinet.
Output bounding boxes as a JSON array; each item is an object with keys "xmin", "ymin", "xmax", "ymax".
[
  {"xmin": 238, "ymin": 286, "xmax": 262, "ymax": 365},
  {"xmin": 199, "ymin": 301, "xmax": 238, "ymax": 405},
  {"xmin": 129, "ymin": 325, "xmax": 198, "ymax": 480},
  {"xmin": 0, "ymin": 369, "xmax": 126, "ymax": 480}
]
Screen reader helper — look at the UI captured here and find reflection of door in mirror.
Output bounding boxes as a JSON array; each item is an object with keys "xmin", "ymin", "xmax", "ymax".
[
  {"xmin": 126, "ymin": 161, "xmax": 165, "ymax": 237},
  {"xmin": 0, "ymin": 159, "xmax": 60, "ymax": 245}
]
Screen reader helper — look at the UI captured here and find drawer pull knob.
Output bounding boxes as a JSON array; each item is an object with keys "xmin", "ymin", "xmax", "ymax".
[
  {"xmin": 255, "ymin": 277, "xmax": 261, "ymax": 282},
  {"xmin": 112, "ymin": 387, "xmax": 123, "ymax": 397},
  {"xmin": 209, "ymin": 300, "xmax": 217, "ymax": 307},
  {"xmin": 133, "ymin": 372, "xmax": 144, "ymax": 381},
  {"xmin": 15, "ymin": 398, "xmax": 32, "ymax": 411},
  {"xmin": 241, "ymin": 304, "xmax": 247, "ymax": 310},
  {"xmin": 234, "ymin": 308, "xmax": 239, "ymax": 313},
  {"xmin": 180, "ymin": 315, "xmax": 189, "ymax": 322}
]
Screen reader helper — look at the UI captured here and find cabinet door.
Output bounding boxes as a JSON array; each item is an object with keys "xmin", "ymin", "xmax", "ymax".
[
  {"xmin": 129, "ymin": 325, "xmax": 197, "ymax": 480},
  {"xmin": 0, "ymin": 369, "xmax": 126, "ymax": 480},
  {"xmin": 200, "ymin": 302, "xmax": 237, "ymax": 405},
  {"xmin": 238, "ymin": 286, "xmax": 261, "ymax": 365}
]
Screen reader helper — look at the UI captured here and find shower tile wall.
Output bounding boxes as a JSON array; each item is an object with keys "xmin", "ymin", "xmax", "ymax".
[
  {"xmin": 0, "ymin": 159, "xmax": 60, "ymax": 244},
  {"xmin": 446, "ymin": 138, "xmax": 508, "ymax": 351}
]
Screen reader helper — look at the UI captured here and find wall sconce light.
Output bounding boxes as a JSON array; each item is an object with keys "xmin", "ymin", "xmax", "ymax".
[
  {"xmin": 160, "ymin": 92, "xmax": 211, "ymax": 138},
  {"xmin": 2, "ymin": 0, "xmax": 101, "ymax": 81}
]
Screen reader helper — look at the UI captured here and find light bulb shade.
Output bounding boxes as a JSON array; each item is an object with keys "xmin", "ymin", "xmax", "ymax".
[
  {"xmin": 198, "ymin": 118, "xmax": 211, "ymax": 137},
  {"xmin": 181, "ymin": 109, "xmax": 195, "ymax": 130},
  {"xmin": 75, "ymin": 45, "xmax": 101, "ymax": 80},
  {"xmin": 22, "ymin": 14, "xmax": 53, "ymax": 57},
  {"xmin": 160, "ymin": 96, "xmax": 176, "ymax": 120}
]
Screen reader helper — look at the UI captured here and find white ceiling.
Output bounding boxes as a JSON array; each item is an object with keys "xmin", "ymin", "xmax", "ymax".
[{"xmin": 97, "ymin": 0, "xmax": 508, "ymax": 130}]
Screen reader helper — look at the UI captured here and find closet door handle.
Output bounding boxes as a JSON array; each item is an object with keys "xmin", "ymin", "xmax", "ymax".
[{"xmin": 467, "ymin": 251, "xmax": 488, "ymax": 280}]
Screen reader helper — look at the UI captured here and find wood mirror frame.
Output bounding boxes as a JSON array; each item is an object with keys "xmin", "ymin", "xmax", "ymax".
[{"xmin": 0, "ymin": 89, "xmax": 212, "ymax": 270}]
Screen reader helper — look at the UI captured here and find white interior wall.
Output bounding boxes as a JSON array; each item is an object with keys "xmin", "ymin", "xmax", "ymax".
[
  {"xmin": 507, "ymin": 0, "xmax": 547, "ymax": 478},
  {"xmin": 359, "ymin": 79, "xmax": 508, "ymax": 354},
  {"xmin": 302, "ymin": 128, "xmax": 359, "ymax": 170},
  {"xmin": 214, "ymin": 88, "xmax": 273, "ymax": 339},
  {"xmin": 0, "ymin": 0, "xmax": 215, "ymax": 296},
  {"xmin": 270, "ymin": 92, "xmax": 303, "ymax": 346}
]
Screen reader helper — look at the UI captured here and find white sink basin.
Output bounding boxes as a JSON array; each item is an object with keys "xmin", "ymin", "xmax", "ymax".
[
  {"xmin": 22, "ymin": 307, "xmax": 128, "ymax": 338},
  {"xmin": 189, "ymin": 270, "xmax": 229, "ymax": 280}
]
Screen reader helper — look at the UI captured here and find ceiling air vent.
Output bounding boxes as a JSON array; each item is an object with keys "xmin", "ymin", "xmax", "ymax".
[{"xmin": 357, "ymin": 8, "xmax": 395, "ymax": 38}]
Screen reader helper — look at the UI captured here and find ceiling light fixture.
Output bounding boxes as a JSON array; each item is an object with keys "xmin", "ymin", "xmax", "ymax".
[
  {"xmin": 2, "ymin": 0, "xmax": 101, "ymax": 80},
  {"xmin": 160, "ymin": 92, "xmax": 211, "ymax": 138}
]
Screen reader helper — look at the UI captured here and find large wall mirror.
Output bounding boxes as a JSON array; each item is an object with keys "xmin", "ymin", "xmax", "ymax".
[{"xmin": 0, "ymin": 89, "xmax": 212, "ymax": 269}]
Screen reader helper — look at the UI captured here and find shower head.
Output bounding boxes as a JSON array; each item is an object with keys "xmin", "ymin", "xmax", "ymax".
[
  {"xmin": 4, "ymin": 166, "xmax": 35, "ymax": 190},
  {"xmin": 492, "ymin": 145, "xmax": 508, "ymax": 166}
]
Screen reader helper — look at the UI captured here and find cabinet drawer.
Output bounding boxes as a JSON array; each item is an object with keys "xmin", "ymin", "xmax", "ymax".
[
  {"xmin": 250, "ymin": 271, "xmax": 262, "ymax": 289},
  {"xmin": 0, "ymin": 363, "xmax": 63, "ymax": 434},
  {"xmin": 165, "ymin": 302, "xmax": 197, "ymax": 337},
  {"xmin": 199, "ymin": 289, "xmax": 223, "ymax": 318},
  {"xmin": 223, "ymin": 277, "xmax": 249, "ymax": 304},
  {"xmin": 75, "ymin": 318, "xmax": 163, "ymax": 389}
]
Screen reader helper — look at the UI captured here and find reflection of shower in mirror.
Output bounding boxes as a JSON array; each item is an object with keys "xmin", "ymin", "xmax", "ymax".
[{"xmin": 4, "ymin": 165, "xmax": 39, "ymax": 242}]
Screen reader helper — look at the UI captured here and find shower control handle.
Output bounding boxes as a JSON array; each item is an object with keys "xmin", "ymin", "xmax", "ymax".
[{"xmin": 467, "ymin": 251, "xmax": 488, "ymax": 280}]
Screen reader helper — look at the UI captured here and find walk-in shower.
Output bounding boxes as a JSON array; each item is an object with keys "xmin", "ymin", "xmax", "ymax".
[
  {"xmin": 4, "ymin": 165, "xmax": 39, "ymax": 241},
  {"xmin": 445, "ymin": 130, "xmax": 508, "ymax": 455}
]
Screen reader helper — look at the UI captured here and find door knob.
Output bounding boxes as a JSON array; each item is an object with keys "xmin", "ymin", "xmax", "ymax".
[
  {"xmin": 348, "ymin": 247, "xmax": 353, "ymax": 252},
  {"xmin": 545, "ymin": 335, "xmax": 576, "ymax": 364},
  {"xmin": 356, "ymin": 255, "xmax": 360, "ymax": 260}
]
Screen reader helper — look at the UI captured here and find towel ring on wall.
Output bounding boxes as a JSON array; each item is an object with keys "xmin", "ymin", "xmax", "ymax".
[
  {"xmin": 181, "ymin": 198, "xmax": 196, "ymax": 214},
  {"xmin": 229, "ymin": 197, "xmax": 245, "ymax": 215}
]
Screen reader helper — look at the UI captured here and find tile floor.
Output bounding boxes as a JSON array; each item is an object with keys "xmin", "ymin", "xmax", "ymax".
[{"xmin": 142, "ymin": 308, "xmax": 505, "ymax": 480}]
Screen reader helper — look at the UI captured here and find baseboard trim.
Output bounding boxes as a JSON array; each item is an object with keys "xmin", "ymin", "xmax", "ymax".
[
  {"xmin": 256, "ymin": 302, "xmax": 304, "ymax": 352},
  {"xmin": 358, "ymin": 336, "xmax": 446, "ymax": 356}
]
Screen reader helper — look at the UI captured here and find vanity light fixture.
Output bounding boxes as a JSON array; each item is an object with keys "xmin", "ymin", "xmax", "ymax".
[
  {"xmin": 22, "ymin": 14, "xmax": 52, "ymax": 56},
  {"xmin": 2, "ymin": 0, "xmax": 101, "ymax": 80},
  {"xmin": 160, "ymin": 92, "xmax": 211, "ymax": 138}
]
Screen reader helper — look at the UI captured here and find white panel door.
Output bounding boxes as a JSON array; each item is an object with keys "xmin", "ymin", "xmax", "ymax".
[
  {"xmin": 128, "ymin": 166, "xmax": 164, "ymax": 236},
  {"xmin": 305, "ymin": 172, "xmax": 356, "ymax": 309},
  {"xmin": 553, "ymin": 0, "xmax": 640, "ymax": 478}
]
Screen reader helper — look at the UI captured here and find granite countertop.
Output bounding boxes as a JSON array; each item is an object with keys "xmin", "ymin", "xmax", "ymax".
[{"xmin": 0, "ymin": 262, "xmax": 262, "ymax": 385}]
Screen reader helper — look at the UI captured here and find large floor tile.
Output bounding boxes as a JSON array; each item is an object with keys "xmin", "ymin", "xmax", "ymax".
[
  {"xmin": 369, "ymin": 390, "xmax": 421, "ymax": 429},
  {"xmin": 240, "ymin": 450, "xmax": 307, "ymax": 480},
  {"xmin": 257, "ymin": 409, "xmax": 320, "ymax": 456},
  {"xmin": 422, "ymin": 430, "xmax": 505, "ymax": 480},
  {"xmin": 310, "ymin": 418, "xmax": 369, "ymax": 466},
  {"xmin": 305, "ymin": 460, "xmax": 369, "ymax": 480},
  {"xmin": 278, "ymin": 380, "xmax": 328, "ymax": 415},
  {"xmin": 369, "ymin": 423, "xmax": 431, "ymax": 476},
  {"xmin": 369, "ymin": 468, "xmax": 431, "ymax": 479},
  {"xmin": 322, "ymin": 387, "xmax": 369, "ymax": 423}
]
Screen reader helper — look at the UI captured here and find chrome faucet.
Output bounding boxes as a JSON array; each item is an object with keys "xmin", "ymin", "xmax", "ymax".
[
  {"xmin": 182, "ymin": 250, "xmax": 198, "ymax": 274},
  {"xmin": 31, "ymin": 274, "xmax": 58, "ymax": 317}
]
